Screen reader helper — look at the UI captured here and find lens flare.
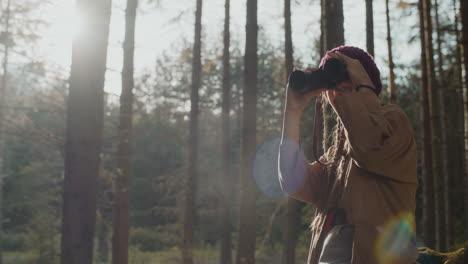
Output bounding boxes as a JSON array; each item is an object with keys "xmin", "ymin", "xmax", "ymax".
[
  {"xmin": 252, "ymin": 138, "xmax": 286, "ymax": 198},
  {"xmin": 375, "ymin": 212, "xmax": 418, "ymax": 264}
]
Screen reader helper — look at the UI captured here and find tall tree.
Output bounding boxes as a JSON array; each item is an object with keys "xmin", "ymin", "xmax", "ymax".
[
  {"xmin": 418, "ymin": 0, "xmax": 435, "ymax": 249},
  {"xmin": 220, "ymin": 0, "xmax": 232, "ymax": 263},
  {"xmin": 385, "ymin": 0, "xmax": 396, "ymax": 103},
  {"xmin": 60, "ymin": 0, "xmax": 112, "ymax": 263},
  {"xmin": 451, "ymin": 0, "xmax": 466, "ymax": 245},
  {"xmin": 112, "ymin": 0, "xmax": 138, "ymax": 263},
  {"xmin": 434, "ymin": 0, "xmax": 452, "ymax": 250},
  {"xmin": 182, "ymin": 0, "xmax": 202, "ymax": 263},
  {"xmin": 282, "ymin": 1, "xmax": 300, "ymax": 264},
  {"xmin": 321, "ymin": 0, "xmax": 344, "ymax": 51},
  {"xmin": 0, "ymin": 1, "xmax": 11, "ymax": 262},
  {"xmin": 365, "ymin": 0, "xmax": 374, "ymax": 56},
  {"xmin": 235, "ymin": 0, "xmax": 257, "ymax": 263},
  {"xmin": 460, "ymin": 0, "xmax": 468, "ymax": 241},
  {"xmin": 422, "ymin": 0, "xmax": 446, "ymax": 251},
  {"xmin": 321, "ymin": 0, "xmax": 344, "ymax": 152}
]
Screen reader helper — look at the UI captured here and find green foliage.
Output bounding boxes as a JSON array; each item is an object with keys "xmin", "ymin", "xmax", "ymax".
[{"xmin": 130, "ymin": 227, "xmax": 179, "ymax": 251}]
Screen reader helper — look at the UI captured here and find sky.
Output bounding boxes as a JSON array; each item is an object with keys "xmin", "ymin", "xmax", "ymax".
[{"xmin": 34, "ymin": 0, "xmax": 425, "ymax": 97}]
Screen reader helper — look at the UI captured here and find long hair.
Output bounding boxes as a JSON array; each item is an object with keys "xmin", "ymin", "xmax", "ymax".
[{"xmin": 312, "ymin": 93, "xmax": 351, "ymax": 210}]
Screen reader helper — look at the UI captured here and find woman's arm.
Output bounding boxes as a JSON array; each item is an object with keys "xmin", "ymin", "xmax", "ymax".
[
  {"xmin": 333, "ymin": 88, "xmax": 417, "ymax": 183},
  {"xmin": 327, "ymin": 52, "xmax": 417, "ymax": 183},
  {"xmin": 278, "ymin": 84, "xmax": 327, "ymax": 205}
]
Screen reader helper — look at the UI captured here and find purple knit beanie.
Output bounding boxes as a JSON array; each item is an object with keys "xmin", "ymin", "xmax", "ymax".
[{"xmin": 319, "ymin": 46, "xmax": 382, "ymax": 96}]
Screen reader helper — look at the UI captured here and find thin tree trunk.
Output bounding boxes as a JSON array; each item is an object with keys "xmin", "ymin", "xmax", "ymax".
[
  {"xmin": 235, "ymin": 0, "xmax": 257, "ymax": 263},
  {"xmin": 447, "ymin": 0, "xmax": 466, "ymax": 245},
  {"xmin": 434, "ymin": 0, "xmax": 452, "ymax": 250},
  {"xmin": 422, "ymin": 0, "xmax": 446, "ymax": 251},
  {"xmin": 319, "ymin": 0, "xmax": 325, "ymax": 56},
  {"xmin": 453, "ymin": 0, "xmax": 467, "ymax": 244},
  {"xmin": 418, "ymin": 0, "xmax": 435, "ymax": 249},
  {"xmin": 365, "ymin": 0, "xmax": 374, "ymax": 56},
  {"xmin": 60, "ymin": 0, "xmax": 112, "ymax": 263},
  {"xmin": 282, "ymin": 1, "xmax": 300, "ymax": 263},
  {"xmin": 0, "ymin": 1, "xmax": 11, "ymax": 262},
  {"xmin": 321, "ymin": 0, "xmax": 344, "ymax": 150},
  {"xmin": 284, "ymin": 0, "xmax": 293, "ymax": 80},
  {"xmin": 321, "ymin": 0, "xmax": 344, "ymax": 51},
  {"xmin": 385, "ymin": 0, "xmax": 396, "ymax": 103},
  {"xmin": 460, "ymin": 0, "xmax": 468, "ymax": 242},
  {"xmin": 183, "ymin": 1, "xmax": 202, "ymax": 264},
  {"xmin": 112, "ymin": 0, "xmax": 138, "ymax": 263},
  {"xmin": 220, "ymin": 0, "xmax": 232, "ymax": 263}
]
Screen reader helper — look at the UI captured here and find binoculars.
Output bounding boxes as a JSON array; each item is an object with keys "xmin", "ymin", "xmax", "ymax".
[{"xmin": 288, "ymin": 58, "xmax": 349, "ymax": 92}]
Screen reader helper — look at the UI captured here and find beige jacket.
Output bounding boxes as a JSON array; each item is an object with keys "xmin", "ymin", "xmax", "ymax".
[{"xmin": 289, "ymin": 87, "xmax": 418, "ymax": 264}]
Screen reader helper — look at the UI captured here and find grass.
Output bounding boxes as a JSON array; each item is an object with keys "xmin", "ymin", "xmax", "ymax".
[{"xmin": 3, "ymin": 245, "xmax": 310, "ymax": 264}]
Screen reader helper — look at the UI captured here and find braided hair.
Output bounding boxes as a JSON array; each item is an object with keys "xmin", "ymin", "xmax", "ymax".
[{"xmin": 312, "ymin": 94, "xmax": 351, "ymax": 210}]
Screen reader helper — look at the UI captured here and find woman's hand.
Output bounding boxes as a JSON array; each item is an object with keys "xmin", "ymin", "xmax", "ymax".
[
  {"xmin": 285, "ymin": 83, "xmax": 325, "ymax": 114},
  {"xmin": 327, "ymin": 51, "xmax": 375, "ymax": 91}
]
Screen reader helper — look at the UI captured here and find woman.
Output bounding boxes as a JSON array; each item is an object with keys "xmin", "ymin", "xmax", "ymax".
[{"xmin": 278, "ymin": 46, "xmax": 418, "ymax": 264}]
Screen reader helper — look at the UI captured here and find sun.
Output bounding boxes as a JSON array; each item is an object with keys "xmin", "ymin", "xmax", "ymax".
[{"xmin": 39, "ymin": 0, "xmax": 88, "ymax": 67}]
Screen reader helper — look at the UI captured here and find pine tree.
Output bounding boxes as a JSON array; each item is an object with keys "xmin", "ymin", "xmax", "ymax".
[
  {"xmin": 433, "ymin": 0, "xmax": 452, "ymax": 250},
  {"xmin": 220, "ymin": 0, "xmax": 232, "ymax": 263},
  {"xmin": 321, "ymin": 0, "xmax": 344, "ymax": 51},
  {"xmin": 235, "ymin": 0, "xmax": 258, "ymax": 263},
  {"xmin": 460, "ymin": 0, "xmax": 468, "ymax": 242},
  {"xmin": 385, "ymin": 0, "xmax": 396, "ymax": 103},
  {"xmin": 112, "ymin": 0, "xmax": 138, "ymax": 263},
  {"xmin": 0, "ymin": 1, "xmax": 11, "ymax": 262},
  {"xmin": 422, "ymin": 0, "xmax": 446, "ymax": 251},
  {"xmin": 60, "ymin": 0, "xmax": 112, "ymax": 263},
  {"xmin": 282, "ymin": 1, "xmax": 300, "ymax": 263},
  {"xmin": 365, "ymin": 0, "xmax": 374, "ymax": 56},
  {"xmin": 418, "ymin": 0, "xmax": 435, "ymax": 248},
  {"xmin": 182, "ymin": 0, "xmax": 202, "ymax": 263}
]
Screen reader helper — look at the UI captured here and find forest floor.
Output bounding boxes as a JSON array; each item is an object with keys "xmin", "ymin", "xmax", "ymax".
[{"xmin": 4, "ymin": 246, "xmax": 311, "ymax": 264}]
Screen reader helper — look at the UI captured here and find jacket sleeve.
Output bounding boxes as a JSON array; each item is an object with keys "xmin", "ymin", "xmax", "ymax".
[
  {"xmin": 278, "ymin": 138, "xmax": 327, "ymax": 205},
  {"xmin": 332, "ymin": 87, "xmax": 417, "ymax": 183}
]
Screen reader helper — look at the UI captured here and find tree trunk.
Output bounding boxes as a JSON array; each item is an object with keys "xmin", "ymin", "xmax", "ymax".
[
  {"xmin": 282, "ymin": 198, "xmax": 300, "ymax": 264},
  {"xmin": 460, "ymin": 0, "xmax": 468, "ymax": 242},
  {"xmin": 321, "ymin": 0, "xmax": 344, "ymax": 150},
  {"xmin": 0, "ymin": 1, "xmax": 11, "ymax": 263},
  {"xmin": 434, "ymin": 0, "xmax": 453, "ymax": 250},
  {"xmin": 385, "ymin": 0, "xmax": 396, "ymax": 103},
  {"xmin": 282, "ymin": 1, "xmax": 300, "ymax": 263},
  {"xmin": 453, "ymin": 0, "xmax": 467, "ymax": 244},
  {"xmin": 321, "ymin": 0, "xmax": 344, "ymax": 51},
  {"xmin": 112, "ymin": 0, "xmax": 138, "ymax": 263},
  {"xmin": 60, "ymin": 0, "xmax": 112, "ymax": 263},
  {"xmin": 418, "ymin": 0, "xmax": 435, "ymax": 249},
  {"xmin": 235, "ymin": 0, "xmax": 257, "ymax": 263},
  {"xmin": 220, "ymin": 0, "xmax": 232, "ymax": 263},
  {"xmin": 284, "ymin": 0, "xmax": 293, "ymax": 81},
  {"xmin": 319, "ymin": 0, "xmax": 325, "ymax": 56},
  {"xmin": 183, "ymin": 1, "xmax": 202, "ymax": 264},
  {"xmin": 365, "ymin": 0, "xmax": 374, "ymax": 56},
  {"xmin": 422, "ymin": 0, "xmax": 446, "ymax": 251}
]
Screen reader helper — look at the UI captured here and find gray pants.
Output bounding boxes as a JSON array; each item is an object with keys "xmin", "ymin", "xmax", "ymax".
[{"xmin": 318, "ymin": 224, "xmax": 355, "ymax": 264}]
